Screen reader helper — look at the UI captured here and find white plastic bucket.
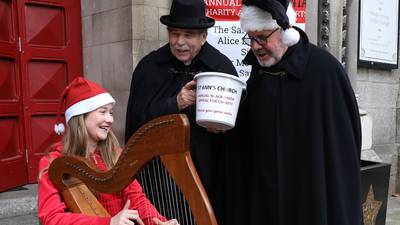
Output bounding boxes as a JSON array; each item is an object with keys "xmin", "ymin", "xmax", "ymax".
[{"xmin": 194, "ymin": 72, "xmax": 246, "ymax": 130}]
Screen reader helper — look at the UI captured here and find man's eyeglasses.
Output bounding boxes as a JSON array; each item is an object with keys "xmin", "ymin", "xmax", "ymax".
[{"xmin": 242, "ymin": 28, "xmax": 280, "ymax": 46}]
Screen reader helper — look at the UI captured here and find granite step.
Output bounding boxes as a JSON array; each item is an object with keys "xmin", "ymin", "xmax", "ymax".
[{"xmin": 0, "ymin": 184, "xmax": 39, "ymax": 225}]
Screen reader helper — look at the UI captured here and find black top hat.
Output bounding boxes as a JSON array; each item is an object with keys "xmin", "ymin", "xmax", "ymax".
[{"xmin": 160, "ymin": 0, "xmax": 215, "ymax": 29}]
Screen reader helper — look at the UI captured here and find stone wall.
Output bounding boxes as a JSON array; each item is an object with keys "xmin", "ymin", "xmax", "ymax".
[
  {"xmin": 345, "ymin": 0, "xmax": 400, "ymax": 194},
  {"xmin": 81, "ymin": 0, "xmax": 172, "ymax": 142}
]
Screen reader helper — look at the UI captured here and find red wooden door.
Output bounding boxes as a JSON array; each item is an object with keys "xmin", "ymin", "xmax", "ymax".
[
  {"xmin": 0, "ymin": 0, "xmax": 27, "ymax": 192},
  {"xmin": 0, "ymin": 0, "xmax": 82, "ymax": 191}
]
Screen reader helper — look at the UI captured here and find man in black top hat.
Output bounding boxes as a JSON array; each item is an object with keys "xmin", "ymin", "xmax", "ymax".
[
  {"xmin": 224, "ymin": 0, "xmax": 364, "ymax": 225},
  {"xmin": 125, "ymin": 0, "xmax": 237, "ymax": 224}
]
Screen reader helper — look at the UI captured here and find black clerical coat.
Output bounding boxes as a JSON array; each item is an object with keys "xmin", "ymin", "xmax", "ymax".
[
  {"xmin": 125, "ymin": 42, "xmax": 237, "ymax": 223},
  {"xmin": 225, "ymin": 28, "xmax": 364, "ymax": 225}
]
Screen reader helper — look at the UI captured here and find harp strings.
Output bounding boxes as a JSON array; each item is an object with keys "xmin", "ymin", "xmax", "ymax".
[{"xmin": 138, "ymin": 157, "xmax": 195, "ymax": 225}]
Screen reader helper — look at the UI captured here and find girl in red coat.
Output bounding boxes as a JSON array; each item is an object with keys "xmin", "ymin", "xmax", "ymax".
[{"xmin": 38, "ymin": 77, "xmax": 179, "ymax": 225}]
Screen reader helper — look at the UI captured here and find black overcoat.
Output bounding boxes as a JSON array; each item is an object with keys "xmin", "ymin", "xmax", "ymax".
[
  {"xmin": 125, "ymin": 42, "xmax": 237, "ymax": 223},
  {"xmin": 225, "ymin": 28, "xmax": 364, "ymax": 225}
]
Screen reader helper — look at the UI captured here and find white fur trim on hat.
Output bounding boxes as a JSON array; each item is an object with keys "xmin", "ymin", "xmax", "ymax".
[
  {"xmin": 240, "ymin": 5, "xmax": 279, "ymax": 32},
  {"xmin": 65, "ymin": 92, "xmax": 115, "ymax": 124},
  {"xmin": 282, "ymin": 27, "xmax": 300, "ymax": 47},
  {"xmin": 240, "ymin": 3, "xmax": 300, "ymax": 47}
]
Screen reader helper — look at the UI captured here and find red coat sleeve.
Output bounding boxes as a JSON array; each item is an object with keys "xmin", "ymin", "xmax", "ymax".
[
  {"xmin": 37, "ymin": 156, "xmax": 111, "ymax": 225},
  {"xmin": 123, "ymin": 180, "xmax": 167, "ymax": 224}
]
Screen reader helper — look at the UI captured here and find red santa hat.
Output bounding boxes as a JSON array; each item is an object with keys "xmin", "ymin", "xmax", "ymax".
[
  {"xmin": 240, "ymin": 0, "xmax": 300, "ymax": 47},
  {"xmin": 54, "ymin": 77, "xmax": 115, "ymax": 135}
]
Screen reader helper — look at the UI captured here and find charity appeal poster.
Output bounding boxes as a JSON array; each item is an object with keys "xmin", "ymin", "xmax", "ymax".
[{"xmin": 205, "ymin": 0, "xmax": 306, "ymax": 80}]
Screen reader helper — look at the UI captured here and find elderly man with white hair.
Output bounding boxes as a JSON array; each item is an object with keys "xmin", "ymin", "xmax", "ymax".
[{"xmin": 224, "ymin": 0, "xmax": 364, "ymax": 225}]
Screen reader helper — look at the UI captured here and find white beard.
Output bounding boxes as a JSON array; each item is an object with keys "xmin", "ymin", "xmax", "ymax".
[{"xmin": 257, "ymin": 57, "xmax": 277, "ymax": 67}]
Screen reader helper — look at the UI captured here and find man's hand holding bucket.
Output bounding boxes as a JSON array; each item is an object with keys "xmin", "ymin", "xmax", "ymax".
[{"xmin": 177, "ymin": 80, "xmax": 197, "ymax": 111}]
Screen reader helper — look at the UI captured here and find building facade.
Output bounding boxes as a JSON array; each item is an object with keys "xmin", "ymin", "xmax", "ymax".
[{"xmin": 81, "ymin": 0, "xmax": 400, "ymax": 194}]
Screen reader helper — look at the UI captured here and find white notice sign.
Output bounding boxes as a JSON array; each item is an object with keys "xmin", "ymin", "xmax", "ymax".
[{"xmin": 359, "ymin": 0, "xmax": 399, "ymax": 66}]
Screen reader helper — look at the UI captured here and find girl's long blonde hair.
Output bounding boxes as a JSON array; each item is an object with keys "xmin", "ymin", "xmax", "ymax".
[
  {"xmin": 38, "ymin": 112, "xmax": 120, "ymax": 181},
  {"xmin": 63, "ymin": 114, "xmax": 120, "ymax": 169}
]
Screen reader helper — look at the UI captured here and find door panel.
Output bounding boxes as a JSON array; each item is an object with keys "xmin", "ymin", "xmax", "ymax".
[
  {"xmin": 0, "ymin": 0, "xmax": 27, "ymax": 192},
  {"xmin": 28, "ymin": 60, "xmax": 67, "ymax": 100},
  {"xmin": 0, "ymin": 119, "xmax": 19, "ymax": 159},
  {"xmin": 0, "ymin": 58, "xmax": 17, "ymax": 101},
  {"xmin": 24, "ymin": 3, "xmax": 66, "ymax": 47},
  {"xmin": 18, "ymin": 0, "xmax": 82, "ymax": 182},
  {"xmin": 0, "ymin": 0, "xmax": 13, "ymax": 43},
  {"xmin": 24, "ymin": 59, "xmax": 69, "ymax": 182},
  {"xmin": 0, "ymin": 117, "xmax": 26, "ymax": 190}
]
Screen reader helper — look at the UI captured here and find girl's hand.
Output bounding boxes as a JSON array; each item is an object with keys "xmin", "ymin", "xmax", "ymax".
[
  {"xmin": 110, "ymin": 200, "xmax": 144, "ymax": 225},
  {"xmin": 152, "ymin": 218, "xmax": 179, "ymax": 225}
]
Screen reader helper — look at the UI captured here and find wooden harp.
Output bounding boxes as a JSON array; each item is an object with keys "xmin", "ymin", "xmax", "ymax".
[{"xmin": 48, "ymin": 114, "xmax": 217, "ymax": 225}]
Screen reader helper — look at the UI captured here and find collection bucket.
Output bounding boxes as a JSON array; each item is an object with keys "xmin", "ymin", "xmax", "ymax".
[{"xmin": 194, "ymin": 72, "xmax": 246, "ymax": 130}]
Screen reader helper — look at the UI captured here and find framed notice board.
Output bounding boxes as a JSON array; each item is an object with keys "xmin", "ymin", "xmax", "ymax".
[{"xmin": 358, "ymin": 0, "xmax": 399, "ymax": 69}]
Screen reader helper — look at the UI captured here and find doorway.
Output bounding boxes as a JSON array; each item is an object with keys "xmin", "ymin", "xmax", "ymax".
[{"xmin": 0, "ymin": 0, "xmax": 82, "ymax": 191}]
